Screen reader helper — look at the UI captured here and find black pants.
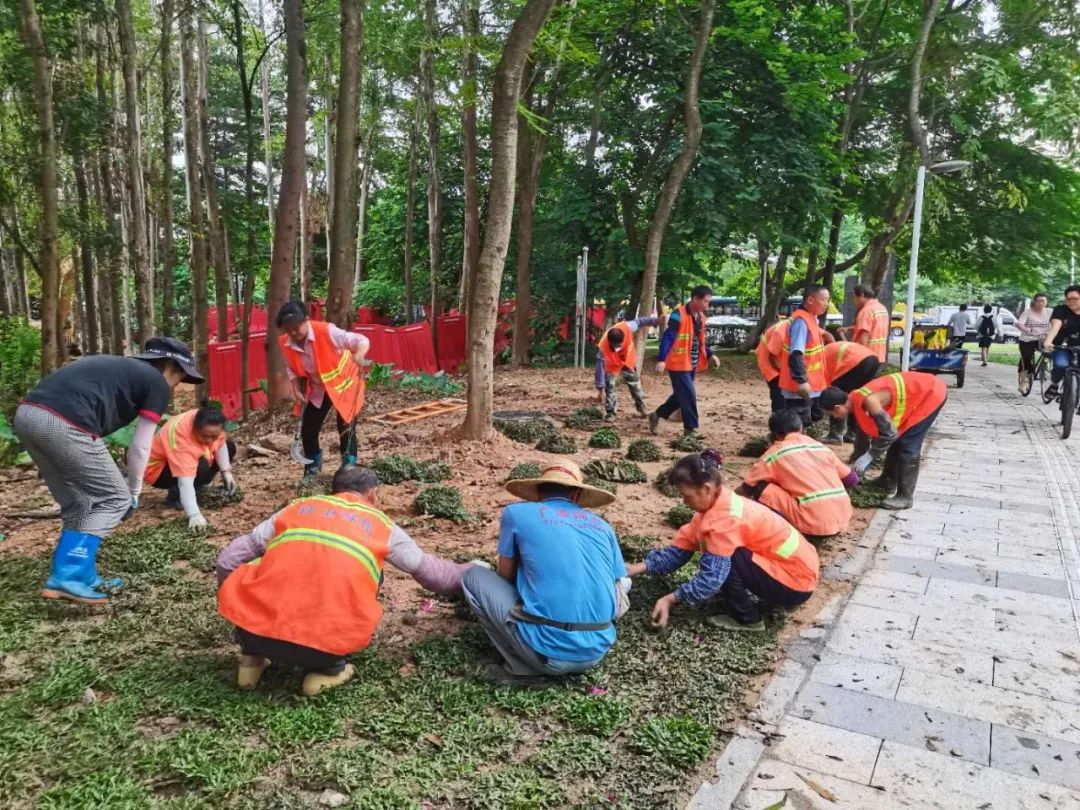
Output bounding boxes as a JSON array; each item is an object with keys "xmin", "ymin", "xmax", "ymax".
[
  {"xmin": 235, "ymin": 627, "xmax": 347, "ymax": 675},
  {"xmin": 152, "ymin": 440, "xmax": 237, "ymax": 491},
  {"xmin": 655, "ymin": 371, "xmax": 699, "ymax": 431},
  {"xmin": 832, "ymin": 357, "xmax": 881, "ymax": 393},
  {"xmin": 767, "ymin": 378, "xmax": 785, "ymax": 412},
  {"xmin": 1018, "ymin": 341, "xmax": 1040, "ymax": 373},
  {"xmin": 722, "ymin": 547, "xmax": 812, "ymax": 624},
  {"xmin": 894, "ymin": 402, "xmax": 945, "ymax": 459},
  {"xmin": 301, "ymin": 397, "xmax": 356, "ymax": 458},
  {"xmin": 782, "ymin": 396, "xmax": 822, "ymax": 426}
]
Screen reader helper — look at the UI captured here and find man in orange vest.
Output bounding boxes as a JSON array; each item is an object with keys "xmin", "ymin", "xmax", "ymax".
[
  {"xmin": 594, "ymin": 316, "xmax": 657, "ymax": 420},
  {"xmin": 217, "ymin": 465, "xmax": 476, "ymax": 695},
  {"xmin": 755, "ymin": 319, "xmax": 787, "ymax": 412},
  {"xmin": 277, "ymin": 300, "xmax": 369, "ymax": 482},
  {"xmin": 820, "ymin": 340, "xmax": 880, "ymax": 444},
  {"xmin": 778, "ymin": 285, "xmax": 832, "ymax": 426},
  {"xmin": 819, "ymin": 371, "xmax": 947, "ymax": 510},
  {"xmin": 738, "ymin": 409, "xmax": 858, "ymax": 538},
  {"xmin": 649, "ymin": 286, "xmax": 720, "ymax": 435},
  {"xmin": 839, "ymin": 285, "xmax": 890, "ymax": 362}
]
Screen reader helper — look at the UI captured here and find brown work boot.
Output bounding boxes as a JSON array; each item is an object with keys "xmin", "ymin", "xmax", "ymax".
[
  {"xmin": 237, "ymin": 655, "xmax": 269, "ymax": 690},
  {"xmin": 302, "ymin": 663, "xmax": 356, "ymax": 697}
]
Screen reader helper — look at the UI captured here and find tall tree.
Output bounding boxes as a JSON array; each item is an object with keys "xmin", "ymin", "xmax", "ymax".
[
  {"xmin": 19, "ymin": 0, "xmax": 62, "ymax": 372},
  {"xmin": 258, "ymin": 0, "xmax": 275, "ymax": 232},
  {"xmin": 459, "ymin": 0, "xmax": 558, "ymax": 440},
  {"xmin": 266, "ymin": 0, "xmax": 307, "ymax": 404},
  {"xmin": 158, "ymin": 0, "xmax": 177, "ymax": 333},
  {"xmin": 403, "ymin": 96, "xmax": 420, "ymax": 323},
  {"xmin": 116, "ymin": 0, "xmax": 153, "ymax": 347},
  {"xmin": 459, "ymin": 0, "xmax": 480, "ymax": 315},
  {"xmin": 326, "ymin": 0, "xmax": 364, "ymax": 326},
  {"xmin": 73, "ymin": 154, "xmax": 99, "ymax": 353},
  {"xmin": 421, "ymin": 0, "xmax": 441, "ymax": 337},
  {"xmin": 94, "ymin": 24, "xmax": 124, "ymax": 354}
]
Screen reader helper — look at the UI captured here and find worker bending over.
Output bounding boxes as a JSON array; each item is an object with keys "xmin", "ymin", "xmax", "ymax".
[
  {"xmin": 594, "ymin": 316, "xmax": 657, "ymax": 420},
  {"xmin": 277, "ymin": 300, "xmax": 369, "ymax": 483},
  {"xmin": 778, "ymin": 285, "xmax": 833, "ymax": 426},
  {"xmin": 738, "ymin": 410, "xmax": 857, "ymax": 539},
  {"xmin": 649, "ymin": 286, "xmax": 720, "ymax": 436},
  {"xmin": 821, "ymin": 340, "xmax": 880, "ymax": 444},
  {"xmin": 628, "ymin": 450, "xmax": 818, "ymax": 633},
  {"xmin": 839, "ymin": 285, "xmax": 890, "ymax": 361},
  {"xmin": 819, "ymin": 371, "xmax": 947, "ymax": 511},
  {"xmin": 144, "ymin": 403, "xmax": 238, "ymax": 532},
  {"xmin": 755, "ymin": 319, "xmax": 787, "ymax": 412},
  {"xmin": 217, "ymin": 465, "xmax": 474, "ymax": 696}
]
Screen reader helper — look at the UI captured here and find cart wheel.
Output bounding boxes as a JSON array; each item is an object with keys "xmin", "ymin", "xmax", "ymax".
[{"xmin": 955, "ymin": 370, "xmax": 965, "ymax": 388}]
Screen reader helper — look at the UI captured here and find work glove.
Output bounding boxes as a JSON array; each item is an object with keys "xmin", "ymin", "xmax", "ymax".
[
  {"xmin": 852, "ymin": 452, "xmax": 873, "ymax": 476},
  {"xmin": 869, "ymin": 411, "xmax": 897, "ymax": 457},
  {"xmin": 188, "ymin": 513, "xmax": 209, "ymax": 533},
  {"xmin": 222, "ymin": 471, "xmax": 237, "ymax": 496},
  {"xmin": 122, "ymin": 495, "xmax": 138, "ymax": 522},
  {"xmin": 796, "ymin": 382, "xmax": 812, "ymax": 401}
]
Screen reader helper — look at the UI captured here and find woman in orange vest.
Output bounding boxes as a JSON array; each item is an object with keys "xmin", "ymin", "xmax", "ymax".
[
  {"xmin": 277, "ymin": 301, "xmax": 369, "ymax": 482},
  {"xmin": 819, "ymin": 371, "xmax": 947, "ymax": 511},
  {"xmin": 144, "ymin": 403, "xmax": 237, "ymax": 532},
  {"xmin": 217, "ymin": 465, "xmax": 477, "ymax": 696},
  {"xmin": 778, "ymin": 285, "xmax": 832, "ymax": 426},
  {"xmin": 649, "ymin": 287, "xmax": 720, "ymax": 436},
  {"xmin": 838, "ymin": 285, "xmax": 890, "ymax": 361},
  {"xmin": 821, "ymin": 340, "xmax": 880, "ymax": 444},
  {"xmin": 594, "ymin": 317, "xmax": 657, "ymax": 420},
  {"xmin": 755, "ymin": 319, "xmax": 787, "ymax": 412},
  {"xmin": 739, "ymin": 409, "xmax": 857, "ymax": 538},
  {"xmin": 627, "ymin": 450, "xmax": 818, "ymax": 632}
]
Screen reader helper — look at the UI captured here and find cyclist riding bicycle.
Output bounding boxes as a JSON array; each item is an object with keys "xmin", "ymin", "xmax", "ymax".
[{"xmin": 1041, "ymin": 285, "xmax": 1080, "ymax": 404}]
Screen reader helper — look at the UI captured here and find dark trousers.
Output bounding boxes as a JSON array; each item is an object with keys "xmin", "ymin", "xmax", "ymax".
[
  {"xmin": 656, "ymin": 371, "xmax": 699, "ymax": 431},
  {"xmin": 235, "ymin": 627, "xmax": 347, "ymax": 675},
  {"xmin": 301, "ymin": 397, "xmax": 356, "ymax": 458},
  {"xmin": 894, "ymin": 402, "xmax": 945, "ymax": 459},
  {"xmin": 832, "ymin": 357, "xmax": 881, "ymax": 393},
  {"xmin": 722, "ymin": 547, "xmax": 812, "ymax": 624},
  {"xmin": 152, "ymin": 440, "xmax": 237, "ymax": 491},
  {"xmin": 767, "ymin": 378, "xmax": 785, "ymax": 412},
  {"xmin": 782, "ymin": 396, "xmax": 822, "ymax": 426},
  {"xmin": 1018, "ymin": 341, "xmax": 1039, "ymax": 373}
]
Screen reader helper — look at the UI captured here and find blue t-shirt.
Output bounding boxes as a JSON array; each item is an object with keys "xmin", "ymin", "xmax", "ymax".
[{"xmin": 498, "ymin": 498, "xmax": 627, "ymax": 662}]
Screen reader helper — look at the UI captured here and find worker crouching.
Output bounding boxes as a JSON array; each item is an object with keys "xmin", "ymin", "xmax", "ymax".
[{"xmin": 628, "ymin": 450, "xmax": 819, "ymax": 633}]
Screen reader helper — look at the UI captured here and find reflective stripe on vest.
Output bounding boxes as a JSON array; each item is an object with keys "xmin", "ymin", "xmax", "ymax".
[
  {"xmin": 890, "ymin": 373, "xmax": 907, "ymax": 428},
  {"xmin": 775, "ymin": 526, "xmax": 800, "ymax": 559},
  {"xmin": 267, "ymin": 527, "xmax": 381, "ymax": 586},
  {"xmin": 797, "ymin": 487, "xmax": 847, "ymax": 505},
  {"xmin": 729, "ymin": 491, "xmax": 744, "ymax": 517},
  {"xmin": 320, "ymin": 349, "xmax": 353, "ymax": 384},
  {"xmin": 763, "ymin": 441, "xmax": 831, "ymax": 466}
]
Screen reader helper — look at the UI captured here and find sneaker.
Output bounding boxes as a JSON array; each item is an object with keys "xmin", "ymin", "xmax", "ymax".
[
  {"xmin": 635, "ymin": 402, "xmax": 648, "ymax": 418},
  {"xmin": 603, "ymin": 413, "xmax": 616, "ymax": 422},
  {"xmin": 484, "ymin": 663, "xmax": 553, "ymax": 689},
  {"xmin": 704, "ymin": 614, "xmax": 766, "ymax": 633},
  {"xmin": 982, "ymin": 361, "xmax": 988, "ymax": 367},
  {"xmin": 302, "ymin": 663, "xmax": 355, "ymax": 696},
  {"xmin": 1043, "ymin": 383, "xmax": 1060, "ymax": 404},
  {"xmin": 647, "ymin": 412, "xmax": 660, "ymax": 435},
  {"xmin": 1018, "ymin": 371, "xmax": 1030, "ymax": 393}
]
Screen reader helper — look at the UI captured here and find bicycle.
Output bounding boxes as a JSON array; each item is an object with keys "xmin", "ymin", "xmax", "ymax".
[
  {"xmin": 1019, "ymin": 349, "xmax": 1048, "ymax": 397},
  {"xmin": 1038, "ymin": 346, "xmax": 1080, "ymax": 440}
]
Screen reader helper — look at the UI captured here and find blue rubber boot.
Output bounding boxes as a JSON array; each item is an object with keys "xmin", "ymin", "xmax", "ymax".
[
  {"xmin": 302, "ymin": 451, "xmax": 323, "ymax": 485},
  {"xmin": 341, "ymin": 453, "xmax": 357, "ymax": 467},
  {"xmin": 41, "ymin": 530, "xmax": 109, "ymax": 604}
]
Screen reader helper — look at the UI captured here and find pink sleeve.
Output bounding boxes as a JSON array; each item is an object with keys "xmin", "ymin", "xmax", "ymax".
[{"xmin": 329, "ymin": 324, "xmax": 368, "ymax": 353}]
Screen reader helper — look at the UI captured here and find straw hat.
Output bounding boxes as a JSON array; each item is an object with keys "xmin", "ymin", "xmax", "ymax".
[{"xmin": 504, "ymin": 459, "xmax": 615, "ymax": 508}]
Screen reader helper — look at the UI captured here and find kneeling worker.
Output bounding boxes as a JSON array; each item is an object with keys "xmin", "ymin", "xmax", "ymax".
[
  {"xmin": 594, "ymin": 315, "xmax": 657, "ymax": 420},
  {"xmin": 217, "ymin": 465, "xmax": 474, "ymax": 696},
  {"xmin": 738, "ymin": 410, "xmax": 857, "ymax": 538},
  {"xmin": 819, "ymin": 371, "xmax": 947, "ymax": 511},
  {"xmin": 755, "ymin": 320, "xmax": 787, "ymax": 412},
  {"xmin": 821, "ymin": 340, "xmax": 880, "ymax": 444}
]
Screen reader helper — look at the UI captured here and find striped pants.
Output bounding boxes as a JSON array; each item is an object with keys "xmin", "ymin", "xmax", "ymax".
[{"xmin": 13, "ymin": 404, "xmax": 131, "ymax": 536}]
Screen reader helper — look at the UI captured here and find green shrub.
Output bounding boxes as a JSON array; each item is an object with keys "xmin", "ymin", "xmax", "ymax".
[
  {"xmin": 631, "ymin": 716, "xmax": 713, "ymax": 767},
  {"xmin": 399, "ymin": 370, "xmax": 463, "ymax": 396},
  {"xmin": 666, "ymin": 504, "xmax": 694, "ymax": 528},
  {"xmin": 671, "ymin": 432, "xmax": 705, "ymax": 452},
  {"xmin": 584, "ymin": 475, "xmax": 616, "ymax": 495},
  {"xmin": 561, "ymin": 696, "xmax": 631, "ymax": 737},
  {"xmin": 507, "ymin": 462, "xmax": 542, "ymax": 481},
  {"xmin": 654, "ymin": 469, "xmax": 679, "ymax": 499},
  {"xmin": 582, "ymin": 459, "xmax": 646, "ymax": 484},
  {"xmin": 371, "ymin": 454, "xmax": 450, "ymax": 485},
  {"xmin": 495, "ymin": 418, "xmax": 556, "ymax": 444},
  {"xmin": 535, "ymin": 433, "xmax": 576, "ymax": 454},
  {"xmin": 0, "ymin": 317, "xmax": 41, "ymax": 420},
  {"xmin": 737, "ymin": 435, "xmax": 770, "ymax": 457},
  {"xmin": 626, "ymin": 438, "xmax": 661, "ymax": 462},
  {"xmin": 564, "ymin": 406, "xmax": 603, "ymax": 430},
  {"xmin": 588, "ymin": 428, "xmax": 621, "ymax": 449},
  {"xmin": 414, "ymin": 486, "xmax": 470, "ymax": 521}
]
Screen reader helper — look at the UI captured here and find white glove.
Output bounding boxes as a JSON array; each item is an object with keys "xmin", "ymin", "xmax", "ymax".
[
  {"xmin": 222, "ymin": 471, "xmax": 237, "ymax": 495},
  {"xmin": 188, "ymin": 513, "xmax": 209, "ymax": 532},
  {"xmin": 852, "ymin": 452, "xmax": 872, "ymax": 475}
]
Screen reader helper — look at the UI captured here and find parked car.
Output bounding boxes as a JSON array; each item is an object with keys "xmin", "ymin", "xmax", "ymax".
[
  {"xmin": 890, "ymin": 311, "xmax": 926, "ymax": 338},
  {"xmin": 923, "ymin": 306, "xmax": 1020, "ymax": 343}
]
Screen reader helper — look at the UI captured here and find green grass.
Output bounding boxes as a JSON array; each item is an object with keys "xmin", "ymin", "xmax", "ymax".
[{"xmin": 0, "ymin": 518, "xmax": 782, "ymax": 809}]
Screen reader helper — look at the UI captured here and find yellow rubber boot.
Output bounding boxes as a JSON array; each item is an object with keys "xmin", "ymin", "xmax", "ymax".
[
  {"xmin": 237, "ymin": 655, "xmax": 269, "ymax": 690},
  {"xmin": 302, "ymin": 663, "xmax": 355, "ymax": 697}
]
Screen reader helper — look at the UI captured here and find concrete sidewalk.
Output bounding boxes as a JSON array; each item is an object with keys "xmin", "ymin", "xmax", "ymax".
[{"xmin": 692, "ymin": 361, "xmax": 1080, "ymax": 809}]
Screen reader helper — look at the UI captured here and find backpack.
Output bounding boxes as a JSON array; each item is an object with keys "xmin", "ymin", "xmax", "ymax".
[{"xmin": 978, "ymin": 315, "xmax": 996, "ymax": 337}]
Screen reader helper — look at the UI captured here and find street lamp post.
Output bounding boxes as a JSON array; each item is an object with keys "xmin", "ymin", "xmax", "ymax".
[{"xmin": 901, "ymin": 159, "xmax": 972, "ymax": 371}]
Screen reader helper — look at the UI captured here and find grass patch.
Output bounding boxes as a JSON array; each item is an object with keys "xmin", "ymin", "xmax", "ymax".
[
  {"xmin": 582, "ymin": 459, "xmax": 647, "ymax": 484},
  {"xmin": 370, "ymin": 454, "xmax": 451, "ymax": 485},
  {"xmin": 414, "ymin": 486, "xmax": 471, "ymax": 521},
  {"xmin": 535, "ymin": 432, "xmax": 576, "ymax": 454},
  {"xmin": 849, "ymin": 476, "xmax": 892, "ymax": 508},
  {"xmin": 296, "ymin": 472, "xmax": 333, "ymax": 497},
  {"xmin": 564, "ymin": 406, "xmax": 604, "ymax": 430},
  {"xmin": 588, "ymin": 428, "xmax": 621, "ymax": 449},
  {"xmin": 583, "ymin": 475, "xmax": 616, "ymax": 495},
  {"xmin": 198, "ymin": 486, "xmax": 245, "ymax": 510},
  {"xmin": 626, "ymin": 438, "xmax": 661, "ymax": 462},
  {"xmin": 671, "ymin": 432, "xmax": 705, "ymax": 452},
  {"xmin": 666, "ymin": 504, "xmax": 694, "ymax": 528},
  {"xmin": 618, "ymin": 534, "xmax": 660, "ymax": 563},
  {"xmin": 506, "ymin": 462, "xmax": 542, "ymax": 481},
  {"xmin": 494, "ymin": 418, "xmax": 556, "ymax": 444},
  {"xmin": 737, "ymin": 435, "xmax": 770, "ymax": 457}
]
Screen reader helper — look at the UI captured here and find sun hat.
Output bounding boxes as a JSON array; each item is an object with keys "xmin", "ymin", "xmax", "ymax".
[
  {"xmin": 133, "ymin": 337, "xmax": 205, "ymax": 384},
  {"xmin": 504, "ymin": 459, "xmax": 615, "ymax": 508}
]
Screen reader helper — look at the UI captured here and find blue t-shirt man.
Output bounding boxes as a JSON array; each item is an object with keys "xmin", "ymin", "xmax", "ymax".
[{"xmin": 497, "ymin": 497, "xmax": 627, "ymax": 662}]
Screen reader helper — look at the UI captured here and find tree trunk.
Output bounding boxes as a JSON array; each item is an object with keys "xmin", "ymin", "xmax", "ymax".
[
  {"xmin": 459, "ymin": 0, "xmax": 480, "ymax": 315},
  {"xmin": 422, "ymin": 0, "xmax": 441, "ymax": 340},
  {"xmin": 326, "ymin": 0, "xmax": 364, "ymax": 326},
  {"xmin": 180, "ymin": 1, "xmax": 209, "ymax": 395},
  {"xmin": 20, "ymin": 0, "xmax": 62, "ymax": 373},
  {"xmin": 116, "ymin": 0, "xmax": 153, "ymax": 347},
  {"xmin": 15, "ymin": 226, "xmax": 31, "ymax": 319},
  {"xmin": 323, "ymin": 53, "xmax": 334, "ymax": 258},
  {"xmin": 741, "ymin": 246, "xmax": 790, "ymax": 351},
  {"xmin": 634, "ymin": 0, "xmax": 715, "ymax": 364},
  {"xmin": 258, "ymin": 0, "xmax": 275, "ymax": 233},
  {"xmin": 403, "ymin": 97, "xmax": 420, "ymax": 324},
  {"xmin": 353, "ymin": 124, "xmax": 375, "ymax": 287},
  {"xmin": 511, "ymin": 109, "xmax": 537, "ymax": 367},
  {"xmin": 0, "ymin": 230, "xmax": 9, "ymax": 317},
  {"xmin": 266, "ymin": 0, "xmax": 307, "ymax": 405},
  {"xmin": 159, "ymin": 0, "xmax": 177, "ymax": 333},
  {"xmin": 74, "ymin": 155, "xmax": 99, "ymax": 352},
  {"xmin": 459, "ymin": 0, "xmax": 558, "ymax": 440},
  {"xmin": 299, "ymin": 175, "xmax": 313, "ymax": 301}
]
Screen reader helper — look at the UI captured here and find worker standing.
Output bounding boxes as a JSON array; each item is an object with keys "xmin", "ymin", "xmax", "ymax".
[
  {"xmin": 595, "ymin": 316, "xmax": 657, "ymax": 420},
  {"xmin": 755, "ymin": 319, "xmax": 787, "ymax": 412},
  {"xmin": 778, "ymin": 285, "xmax": 832, "ymax": 426},
  {"xmin": 840, "ymin": 285, "xmax": 890, "ymax": 362},
  {"xmin": 649, "ymin": 286, "xmax": 720, "ymax": 436},
  {"xmin": 820, "ymin": 340, "xmax": 880, "ymax": 444},
  {"xmin": 13, "ymin": 337, "xmax": 203, "ymax": 603},
  {"xmin": 277, "ymin": 301, "xmax": 370, "ymax": 483},
  {"xmin": 819, "ymin": 371, "xmax": 948, "ymax": 510}
]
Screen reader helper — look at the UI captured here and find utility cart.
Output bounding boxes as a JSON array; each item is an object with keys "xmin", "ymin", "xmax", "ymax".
[{"xmin": 909, "ymin": 325, "xmax": 969, "ymax": 388}]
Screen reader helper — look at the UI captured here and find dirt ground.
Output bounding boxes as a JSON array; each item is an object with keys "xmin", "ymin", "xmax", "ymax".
[{"xmin": 0, "ymin": 355, "xmax": 870, "ymax": 664}]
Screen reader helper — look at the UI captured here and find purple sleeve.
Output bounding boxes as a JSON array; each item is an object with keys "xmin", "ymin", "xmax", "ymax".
[
  {"xmin": 595, "ymin": 355, "xmax": 606, "ymax": 389},
  {"xmin": 841, "ymin": 469, "xmax": 860, "ymax": 488}
]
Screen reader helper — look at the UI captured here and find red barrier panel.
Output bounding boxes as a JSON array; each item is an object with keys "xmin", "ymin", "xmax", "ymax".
[
  {"xmin": 207, "ymin": 341, "xmax": 243, "ymax": 419},
  {"xmin": 436, "ymin": 315, "xmax": 467, "ymax": 373},
  {"xmin": 209, "ymin": 305, "xmax": 268, "ymax": 339},
  {"xmin": 245, "ymin": 332, "xmax": 268, "ymax": 412},
  {"xmin": 309, "ymin": 299, "xmax": 325, "ymax": 321},
  {"xmin": 398, "ymin": 323, "xmax": 439, "ymax": 374},
  {"xmin": 354, "ymin": 324, "xmax": 405, "ymax": 370}
]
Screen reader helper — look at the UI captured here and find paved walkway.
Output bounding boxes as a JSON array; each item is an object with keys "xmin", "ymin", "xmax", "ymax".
[{"xmin": 692, "ymin": 361, "xmax": 1080, "ymax": 809}]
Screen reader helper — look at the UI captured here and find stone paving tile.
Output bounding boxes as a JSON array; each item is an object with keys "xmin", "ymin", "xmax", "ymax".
[
  {"xmin": 736, "ymin": 758, "xmax": 897, "ymax": 809},
  {"xmin": 871, "ymin": 740, "xmax": 1080, "ymax": 809},
  {"xmin": 849, "ymin": 583, "xmax": 996, "ymax": 628},
  {"xmin": 921, "ymin": 492, "xmax": 1004, "ymax": 511},
  {"xmin": 913, "ymin": 624, "xmax": 1080, "ymax": 671},
  {"xmin": 990, "ymin": 724, "xmax": 1080, "ymax": 792},
  {"xmin": 860, "ymin": 569, "xmax": 930, "ymax": 594},
  {"xmin": 997, "ymin": 570, "xmax": 1072, "ymax": 599},
  {"xmin": 791, "ymin": 681, "xmax": 990, "ymax": 765},
  {"xmin": 809, "ymin": 651, "xmax": 904, "ymax": 699},
  {"xmin": 876, "ymin": 554, "xmax": 997, "ymax": 587},
  {"xmin": 993, "ymin": 657, "xmax": 1080, "ymax": 706},
  {"xmin": 769, "ymin": 716, "xmax": 884, "ymax": 784},
  {"xmin": 923, "ymin": 578, "xmax": 1075, "ymax": 620},
  {"xmin": 832, "ymin": 603, "xmax": 919, "ymax": 637},
  {"xmin": 994, "ymin": 609, "xmax": 1080, "ymax": 646},
  {"xmin": 895, "ymin": 669, "xmax": 1080, "ymax": 746},
  {"xmin": 935, "ymin": 547, "xmax": 1065, "ymax": 579},
  {"xmin": 879, "ymin": 540, "xmax": 940, "ymax": 560},
  {"xmin": 826, "ymin": 628, "xmax": 994, "ymax": 685}
]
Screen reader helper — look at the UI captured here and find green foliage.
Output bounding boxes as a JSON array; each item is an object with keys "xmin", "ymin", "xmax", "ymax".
[
  {"xmin": 564, "ymin": 407, "xmax": 604, "ymax": 430},
  {"xmin": 671, "ymin": 433, "xmax": 705, "ymax": 453},
  {"xmin": 584, "ymin": 475, "xmax": 616, "ymax": 495},
  {"xmin": 0, "ymin": 414, "xmax": 30, "ymax": 466},
  {"xmin": 398, "ymin": 370, "xmax": 464, "ymax": 397},
  {"xmin": 626, "ymin": 438, "xmax": 661, "ymax": 462},
  {"xmin": 494, "ymin": 418, "xmax": 556, "ymax": 444},
  {"xmin": 414, "ymin": 486, "xmax": 470, "ymax": 521},
  {"xmin": 0, "ymin": 318, "xmax": 41, "ymax": 421},
  {"xmin": 738, "ymin": 435, "xmax": 771, "ymax": 457},
  {"xmin": 582, "ymin": 459, "xmax": 646, "ymax": 484},
  {"xmin": 666, "ymin": 504, "xmax": 694, "ymax": 529},
  {"xmin": 618, "ymin": 534, "xmax": 660, "ymax": 563},
  {"xmin": 848, "ymin": 477, "xmax": 892, "ymax": 508},
  {"xmin": 198, "ymin": 486, "xmax": 244, "ymax": 510},
  {"xmin": 535, "ymin": 433, "xmax": 576, "ymax": 454},
  {"xmin": 654, "ymin": 469, "xmax": 679, "ymax": 499},
  {"xmin": 631, "ymin": 716, "xmax": 713, "ymax": 767},
  {"xmin": 371, "ymin": 454, "xmax": 451, "ymax": 485},
  {"xmin": 588, "ymin": 428, "xmax": 621, "ymax": 449},
  {"xmin": 507, "ymin": 462, "xmax": 542, "ymax": 481},
  {"xmin": 562, "ymin": 695, "xmax": 631, "ymax": 737},
  {"xmin": 365, "ymin": 362, "xmax": 397, "ymax": 388}
]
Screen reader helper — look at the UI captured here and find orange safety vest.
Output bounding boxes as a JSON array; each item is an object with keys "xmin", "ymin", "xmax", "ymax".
[
  {"xmin": 779, "ymin": 309, "xmax": 827, "ymax": 393},
  {"xmin": 218, "ymin": 493, "xmax": 391, "ymax": 655},
  {"xmin": 144, "ymin": 409, "xmax": 228, "ymax": 485},
  {"xmin": 672, "ymin": 488, "xmax": 819, "ymax": 593},
  {"xmin": 854, "ymin": 299, "xmax": 890, "ymax": 362},
  {"xmin": 755, "ymin": 320, "xmax": 786, "ymax": 383},
  {"xmin": 666, "ymin": 304, "xmax": 708, "ymax": 372},
  {"xmin": 849, "ymin": 371, "xmax": 947, "ymax": 439},
  {"xmin": 598, "ymin": 321, "xmax": 637, "ymax": 374},
  {"xmin": 279, "ymin": 320, "xmax": 365, "ymax": 422},
  {"xmin": 745, "ymin": 434, "xmax": 853, "ymax": 537},
  {"xmin": 824, "ymin": 341, "xmax": 876, "ymax": 386}
]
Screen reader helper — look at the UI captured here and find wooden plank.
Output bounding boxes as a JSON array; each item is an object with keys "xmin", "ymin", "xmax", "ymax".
[{"xmin": 369, "ymin": 398, "xmax": 467, "ymax": 426}]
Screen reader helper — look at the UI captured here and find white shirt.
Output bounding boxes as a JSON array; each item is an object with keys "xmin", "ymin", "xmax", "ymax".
[
  {"xmin": 946, "ymin": 311, "xmax": 969, "ymax": 339},
  {"xmin": 1017, "ymin": 307, "xmax": 1050, "ymax": 342}
]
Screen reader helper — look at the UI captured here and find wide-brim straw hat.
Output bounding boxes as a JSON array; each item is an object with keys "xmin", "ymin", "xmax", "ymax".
[{"xmin": 504, "ymin": 459, "xmax": 615, "ymax": 508}]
